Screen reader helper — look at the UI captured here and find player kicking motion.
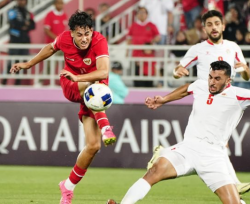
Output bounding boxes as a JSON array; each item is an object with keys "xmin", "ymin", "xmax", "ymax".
[
  {"xmin": 148, "ymin": 9, "xmax": 250, "ymax": 196},
  {"xmin": 10, "ymin": 11, "xmax": 116, "ymax": 204},
  {"xmin": 114, "ymin": 61, "xmax": 250, "ymax": 204}
]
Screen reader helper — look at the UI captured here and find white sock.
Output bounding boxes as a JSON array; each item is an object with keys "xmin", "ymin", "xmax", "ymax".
[
  {"xmin": 64, "ymin": 178, "xmax": 76, "ymax": 191},
  {"xmin": 101, "ymin": 125, "xmax": 110, "ymax": 134},
  {"xmin": 121, "ymin": 178, "xmax": 151, "ymax": 204}
]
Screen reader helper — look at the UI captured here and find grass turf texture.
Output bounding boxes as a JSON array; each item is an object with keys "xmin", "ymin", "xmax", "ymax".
[{"xmin": 0, "ymin": 166, "xmax": 249, "ymax": 204}]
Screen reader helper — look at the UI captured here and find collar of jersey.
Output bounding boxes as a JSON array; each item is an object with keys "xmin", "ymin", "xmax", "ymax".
[
  {"xmin": 206, "ymin": 39, "xmax": 224, "ymax": 45},
  {"xmin": 136, "ymin": 18, "xmax": 150, "ymax": 26},
  {"xmin": 211, "ymin": 83, "xmax": 231, "ymax": 96},
  {"xmin": 52, "ymin": 7, "xmax": 65, "ymax": 16},
  {"xmin": 73, "ymin": 39, "xmax": 81, "ymax": 50},
  {"xmin": 220, "ymin": 83, "xmax": 231, "ymax": 94}
]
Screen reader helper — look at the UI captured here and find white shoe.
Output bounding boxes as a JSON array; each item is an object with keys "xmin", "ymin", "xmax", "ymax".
[
  {"xmin": 147, "ymin": 145, "xmax": 164, "ymax": 170},
  {"xmin": 237, "ymin": 183, "xmax": 250, "ymax": 195}
]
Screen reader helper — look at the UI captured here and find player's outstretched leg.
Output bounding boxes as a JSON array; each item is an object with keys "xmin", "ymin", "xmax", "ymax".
[
  {"xmin": 147, "ymin": 145, "xmax": 163, "ymax": 170},
  {"xmin": 94, "ymin": 111, "xmax": 116, "ymax": 146},
  {"xmin": 58, "ymin": 116, "xmax": 100, "ymax": 203}
]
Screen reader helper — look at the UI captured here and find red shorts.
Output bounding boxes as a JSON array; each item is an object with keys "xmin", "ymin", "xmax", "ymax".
[
  {"xmin": 60, "ymin": 76, "xmax": 94, "ymax": 120},
  {"xmin": 60, "ymin": 76, "xmax": 109, "ymax": 121}
]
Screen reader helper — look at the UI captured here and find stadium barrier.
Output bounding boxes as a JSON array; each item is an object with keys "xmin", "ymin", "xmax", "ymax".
[
  {"xmin": 0, "ymin": 103, "xmax": 249, "ymax": 171},
  {"xmin": 1, "ymin": 44, "xmax": 250, "ymax": 89}
]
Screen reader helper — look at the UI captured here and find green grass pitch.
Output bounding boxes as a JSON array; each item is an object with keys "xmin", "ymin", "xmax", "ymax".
[{"xmin": 0, "ymin": 165, "xmax": 249, "ymax": 204}]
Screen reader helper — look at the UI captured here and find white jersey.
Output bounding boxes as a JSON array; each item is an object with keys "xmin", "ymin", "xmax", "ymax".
[
  {"xmin": 185, "ymin": 80, "xmax": 250, "ymax": 147},
  {"xmin": 180, "ymin": 40, "xmax": 246, "ymax": 80}
]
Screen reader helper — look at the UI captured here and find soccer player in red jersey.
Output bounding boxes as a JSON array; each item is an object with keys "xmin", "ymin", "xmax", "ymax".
[{"xmin": 10, "ymin": 11, "xmax": 116, "ymax": 204}]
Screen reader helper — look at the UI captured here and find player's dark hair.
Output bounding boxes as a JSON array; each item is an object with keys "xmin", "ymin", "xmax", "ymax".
[
  {"xmin": 201, "ymin": 10, "xmax": 223, "ymax": 25},
  {"xmin": 68, "ymin": 10, "xmax": 93, "ymax": 30},
  {"xmin": 210, "ymin": 61, "xmax": 231, "ymax": 77}
]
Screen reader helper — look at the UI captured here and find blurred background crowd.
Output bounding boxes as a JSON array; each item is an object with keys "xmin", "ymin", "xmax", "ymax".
[{"xmin": 1, "ymin": 0, "xmax": 250, "ymax": 98}]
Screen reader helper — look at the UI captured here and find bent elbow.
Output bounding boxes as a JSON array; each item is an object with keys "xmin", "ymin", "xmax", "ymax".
[{"xmin": 101, "ymin": 70, "xmax": 109, "ymax": 79}]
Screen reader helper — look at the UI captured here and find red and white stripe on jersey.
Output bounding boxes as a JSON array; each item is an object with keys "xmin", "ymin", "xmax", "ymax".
[
  {"xmin": 235, "ymin": 52, "xmax": 241, "ymax": 62},
  {"xmin": 235, "ymin": 87, "xmax": 250, "ymax": 110},
  {"xmin": 96, "ymin": 55, "xmax": 109, "ymax": 59},
  {"xmin": 237, "ymin": 96, "xmax": 250, "ymax": 100},
  {"xmin": 184, "ymin": 56, "xmax": 198, "ymax": 69}
]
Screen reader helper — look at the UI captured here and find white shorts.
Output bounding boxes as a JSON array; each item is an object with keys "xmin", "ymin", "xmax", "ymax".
[{"xmin": 159, "ymin": 139, "xmax": 235, "ymax": 192}]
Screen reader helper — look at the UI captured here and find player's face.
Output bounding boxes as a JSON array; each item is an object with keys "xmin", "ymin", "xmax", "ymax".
[
  {"xmin": 71, "ymin": 26, "xmax": 93, "ymax": 50},
  {"xmin": 203, "ymin": 16, "xmax": 225, "ymax": 43},
  {"xmin": 208, "ymin": 70, "xmax": 231, "ymax": 95}
]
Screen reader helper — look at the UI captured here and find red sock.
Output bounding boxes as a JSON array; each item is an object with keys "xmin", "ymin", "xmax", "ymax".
[
  {"xmin": 94, "ymin": 112, "xmax": 110, "ymax": 129},
  {"xmin": 69, "ymin": 164, "xmax": 87, "ymax": 184}
]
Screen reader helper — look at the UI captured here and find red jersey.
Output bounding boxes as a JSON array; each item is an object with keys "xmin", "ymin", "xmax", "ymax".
[
  {"xmin": 127, "ymin": 21, "xmax": 159, "ymax": 57},
  {"xmin": 52, "ymin": 31, "xmax": 109, "ymax": 83},
  {"xmin": 182, "ymin": 0, "xmax": 200, "ymax": 12},
  {"xmin": 44, "ymin": 10, "xmax": 68, "ymax": 43}
]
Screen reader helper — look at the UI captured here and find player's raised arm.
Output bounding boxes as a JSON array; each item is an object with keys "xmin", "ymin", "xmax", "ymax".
[
  {"xmin": 10, "ymin": 43, "xmax": 57, "ymax": 73},
  {"xmin": 173, "ymin": 65, "xmax": 189, "ymax": 79},
  {"xmin": 145, "ymin": 83, "xmax": 190, "ymax": 109}
]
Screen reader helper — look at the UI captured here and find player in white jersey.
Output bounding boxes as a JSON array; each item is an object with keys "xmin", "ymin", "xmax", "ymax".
[
  {"xmin": 173, "ymin": 10, "xmax": 250, "ymax": 81},
  {"xmin": 170, "ymin": 9, "xmax": 250, "ymax": 195},
  {"xmin": 110, "ymin": 61, "xmax": 248, "ymax": 204}
]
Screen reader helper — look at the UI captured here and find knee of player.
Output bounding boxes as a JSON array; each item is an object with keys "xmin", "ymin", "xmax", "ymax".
[
  {"xmin": 143, "ymin": 166, "xmax": 162, "ymax": 186},
  {"xmin": 145, "ymin": 163, "xmax": 163, "ymax": 178},
  {"xmin": 85, "ymin": 143, "xmax": 101, "ymax": 154}
]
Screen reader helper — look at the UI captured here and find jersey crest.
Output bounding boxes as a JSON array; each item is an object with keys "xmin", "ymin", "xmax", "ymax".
[{"xmin": 83, "ymin": 58, "xmax": 91, "ymax": 65}]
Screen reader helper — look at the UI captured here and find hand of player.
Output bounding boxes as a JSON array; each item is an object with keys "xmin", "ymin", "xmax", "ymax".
[
  {"xmin": 60, "ymin": 69, "xmax": 78, "ymax": 82},
  {"xmin": 173, "ymin": 67, "xmax": 189, "ymax": 78},
  {"xmin": 10, "ymin": 62, "xmax": 31, "ymax": 74},
  {"xmin": 145, "ymin": 96, "xmax": 164, "ymax": 110},
  {"xmin": 234, "ymin": 62, "xmax": 248, "ymax": 72}
]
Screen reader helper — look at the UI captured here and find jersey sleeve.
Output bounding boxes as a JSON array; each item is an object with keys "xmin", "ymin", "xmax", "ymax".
[
  {"xmin": 187, "ymin": 81, "xmax": 196, "ymax": 94},
  {"xmin": 127, "ymin": 24, "xmax": 134, "ymax": 39},
  {"xmin": 187, "ymin": 79, "xmax": 206, "ymax": 94},
  {"xmin": 235, "ymin": 87, "xmax": 250, "ymax": 110},
  {"xmin": 179, "ymin": 45, "xmax": 198, "ymax": 69},
  {"xmin": 151, "ymin": 23, "xmax": 160, "ymax": 36},
  {"xmin": 51, "ymin": 33, "xmax": 62, "ymax": 51},
  {"xmin": 93, "ymin": 38, "xmax": 109, "ymax": 59},
  {"xmin": 233, "ymin": 42, "xmax": 246, "ymax": 64}
]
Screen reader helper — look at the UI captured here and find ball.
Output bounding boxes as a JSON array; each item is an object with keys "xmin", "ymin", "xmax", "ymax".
[{"xmin": 84, "ymin": 83, "xmax": 113, "ymax": 111}]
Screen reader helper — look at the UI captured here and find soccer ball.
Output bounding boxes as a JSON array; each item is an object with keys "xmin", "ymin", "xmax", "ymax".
[{"xmin": 84, "ymin": 83, "xmax": 113, "ymax": 111}]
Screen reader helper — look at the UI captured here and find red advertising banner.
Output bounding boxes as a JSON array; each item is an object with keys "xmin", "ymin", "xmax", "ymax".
[{"xmin": 0, "ymin": 102, "xmax": 249, "ymax": 171}]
